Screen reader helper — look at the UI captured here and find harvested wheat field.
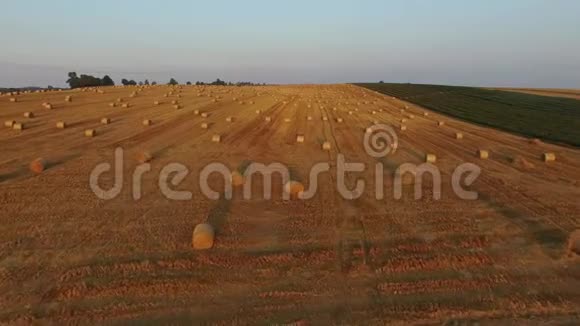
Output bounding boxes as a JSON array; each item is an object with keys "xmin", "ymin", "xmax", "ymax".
[{"xmin": 1, "ymin": 84, "xmax": 579, "ymax": 324}]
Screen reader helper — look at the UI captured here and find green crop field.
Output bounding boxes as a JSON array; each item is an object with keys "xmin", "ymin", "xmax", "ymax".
[{"xmin": 356, "ymin": 83, "xmax": 580, "ymax": 147}]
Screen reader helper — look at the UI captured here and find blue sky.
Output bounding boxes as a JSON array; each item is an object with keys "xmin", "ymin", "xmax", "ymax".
[{"xmin": 1, "ymin": 0, "xmax": 579, "ymax": 87}]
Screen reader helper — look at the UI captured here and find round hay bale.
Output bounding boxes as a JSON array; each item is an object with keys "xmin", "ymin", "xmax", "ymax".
[
  {"xmin": 171, "ymin": 100, "xmax": 177, "ymax": 105},
  {"xmin": 477, "ymin": 150, "xmax": 489, "ymax": 159},
  {"xmin": 371, "ymin": 111, "xmax": 377, "ymax": 115},
  {"xmin": 116, "ymin": 98, "xmax": 123, "ymax": 103},
  {"xmin": 84, "ymin": 129, "xmax": 96, "ymax": 137},
  {"xmin": 408, "ymin": 114, "xmax": 415, "ymax": 119},
  {"xmin": 212, "ymin": 134, "xmax": 221, "ymax": 143},
  {"xmin": 255, "ymin": 109, "xmax": 261, "ymax": 114},
  {"xmin": 65, "ymin": 96, "xmax": 72, "ymax": 102},
  {"xmin": 201, "ymin": 122, "xmax": 209, "ymax": 129},
  {"xmin": 296, "ymin": 134, "xmax": 305, "ymax": 143},
  {"xmin": 231, "ymin": 170, "xmax": 245, "ymax": 187},
  {"xmin": 512, "ymin": 156, "xmax": 535, "ymax": 170},
  {"xmin": 226, "ymin": 116, "xmax": 234, "ymax": 123},
  {"xmin": 29, "ymin": 158, "xmax": 47, "ymax": 174},
  {"xmin": 154, "ymin": 101, "xmax": 160, "ymax": 105},
  {"xmin": 322, "ymin": 116, "xmax": 328, "ymax": 121},
  {"xmin": 400, "ymin": 118, "xmax": 406, "ymax": 123},
  {"xmin": 284, "ymin": 118, "xmax": 291, "ymax": 123},
  {"xmin": 336, "ymin": 118, "xmax": 343, "ymax": 123},
  {"xmin": 101, "ymin": 117, "xmax": 111, "ymax": 125},
  {"xmin": 348, "ymin": 111, "xmax": 353, "ymax": 115},
  {"xmin": 567, "ymin": 229, "xmax": 580, "ymax": 257},
  {"xmin": 194, "ymin": 110, "xmax": 200, "ymax": 115},
  {"xmin": 284, "ymin": 181, "xmax": 305, "ymax": 200},
  {"xmin": 400, "ymin": 125, "xmax": 407, "ymax": 131},
  {"xmin": 455, "ymin": 132, "xmax": 463, "ymax": 140},
  {"xmin": 201, "ymin": 112, "xmax": 209, "ymax": 118},
  {"xmin": 425, "ymin": 154, "xmax": 437, "ymax": 163},
  {"xmin": 322, "ymin": 141, "xmax": 331, "ymax": 151},
  {"xmin": 43, "ymin": 102, "xmax": 53, "ymax": 109},
  {"xmin": 543, "ymin": 153, "xmax": 556, "ymax": 162},
  {"xmin": 143, "ymin": 119, "xmax": 152, "ymax": 126},
  {"xmin": 12, "ymin": 123, "xmax": 24, "ymax": 130},
  {"xmin": 264, "ymin": 116, "xmax": 272, "ymax": 122},
  {"xmin": 529, "ymin": 138, "xmax": 542, "ymax": 145},
  {"xmin": 365, "ymin": 127, "xmax": 373, "ymax": 134},
  {"xmin": 122, "ymin": 103, "xmax": 130, "ymax": 108},
  {"xmin": 307, "ymin": 116, "xmax": 313, "ymax": 121},
  {"xmin": 136, "ymin": 151, "xmax": 153, "ymax": 163},
  {"xmin": 9, "ymin": 97, "xmax": 17, "ymax": 102},
  {"xmin": 424, "ymin": 112, "xmax": 429, "ymax": 116},
  {"xmin": 192, "ymin": 223, "xmax": 215, "ymax": 250},
  {"xmin": 56, "ymin": 121, "xmax": 67, "ymax": 129},
  {"xmin": 174, "ymin": 104, "xmax": 181, "ymax": 109},
  {"xmin": 4, "ymin": 120, "xmax": 16, "ymax": 128},
  {"xmin": 109, "ymin": 102, "xmax": 117, "ymax": 107},
  {"xmin": 438, "ymin": 121, "xmax": 445, "ymax": 127}
]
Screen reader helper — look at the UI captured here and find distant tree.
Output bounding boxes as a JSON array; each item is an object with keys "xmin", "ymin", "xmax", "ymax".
[
  {"xmin": 66, "ymin": 72, "xmax": 80, "ymax": 89},
  {"xmin": 121, "ymin": 79, "xmax": 129, "ymax": 86},
  {"xmin": 138, "ymin": 81, "xmax": 143, "ymax": 86},
  {"xmin": 47, "ymin": 85, "xmax": 54, "ymax": 90},
  {"xmin": 379, "ymin": 80, "xmax": 384, "ymax": 84},
  {"xmin": 211, "ymin": 78, "xmax": 226, "ymax": 86},
  {"xmin": 128, "ymin": 80, "xmax": 137, "ymax": 86},
  {"xmin": 151, "ymin": 81, "xmax": 157, "ymax": 85},
  {"xmin": 186, "ymin": 81, "xmax": 192, "ymax": 85},
  {"xmin": 77, "ymin": 74, "xmax": 103, "ymax": 87},
  {"xmin": 168, "ymin": 78, "xmax": 178, "ymax": 85},
  {"xmin": 101, "ymin": 75, "xmax": 115, "ymax": 86},
  {"xmin": 144, "ymin": 79, "xmax": 150, "ymax": 85}
]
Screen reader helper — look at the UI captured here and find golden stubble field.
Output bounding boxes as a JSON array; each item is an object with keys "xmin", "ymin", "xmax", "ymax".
[{"xmin": 0, "ymin": 84, "xmax": 579, "ymax": 324}]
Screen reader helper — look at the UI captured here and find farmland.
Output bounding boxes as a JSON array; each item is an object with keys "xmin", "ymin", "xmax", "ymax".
[
  {"xmin": 356, "ymin": 83, "xmax": 580, "ymax": 147},
  {"xmin": 0, "ymin": 84, "xmax": 579, "ymax": 324}
]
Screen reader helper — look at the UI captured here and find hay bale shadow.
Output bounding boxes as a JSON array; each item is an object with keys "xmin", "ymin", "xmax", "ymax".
[{"xmin": 206, "ymin": 196, "xmax": 231, "ymax": 235}]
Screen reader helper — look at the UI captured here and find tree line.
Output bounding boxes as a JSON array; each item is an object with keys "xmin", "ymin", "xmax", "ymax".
[{"xmin": 66, "ymin": 73, "xmax": 266, "ymax": 89}]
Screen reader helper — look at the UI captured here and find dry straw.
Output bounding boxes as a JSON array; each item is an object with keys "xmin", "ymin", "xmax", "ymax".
[
  {"xmin": 542, "ymin": 153, "xmax": 556, "ymax": 162},
  {"xmin": 29, "ymin": 158, "xmax": 47, "ymax": 174},
  {"xmin": 425, "ymin": 154, "xmax": 437, "ymax": 163},
  {"xmin": 192, "ymin": 223, "xmax": 215, "ymax": 250},
  {"xmin": 477, "ymin": 150, "xmax": 489, "ymax": 159}
]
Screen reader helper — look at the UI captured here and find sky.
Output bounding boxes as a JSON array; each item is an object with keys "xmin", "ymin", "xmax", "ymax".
[{"xmin": 1, "ymin": 0, "xmax": 579, "ymax": 88}]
